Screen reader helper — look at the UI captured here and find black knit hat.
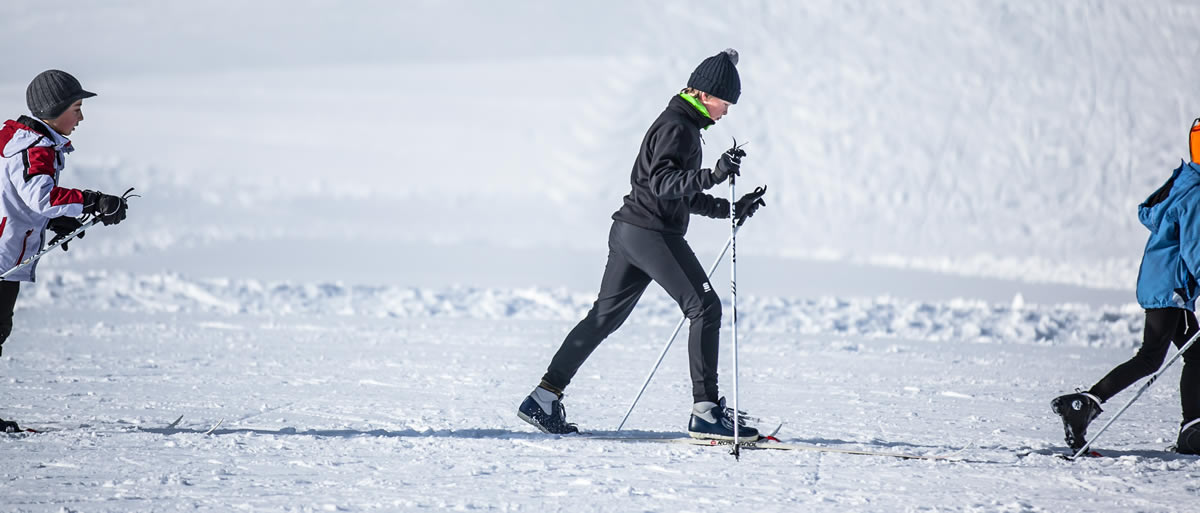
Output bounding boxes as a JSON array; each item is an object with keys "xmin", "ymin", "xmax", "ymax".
[
  {"xmin": 26, "ymin": 70, "xmax": 96, "ymax": 119},
  {"xmin": 688, "ymin": 48, "xmax": 741, "ymax": 104}
]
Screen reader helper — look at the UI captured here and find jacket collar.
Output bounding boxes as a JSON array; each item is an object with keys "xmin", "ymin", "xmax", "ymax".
[
  {"xmin": 16, "ymin": 115, "xmax": 72, "ymax": 151},
  {"xmin": 666, "ymin": 94, "xmax": 715, "ymax": 131}
]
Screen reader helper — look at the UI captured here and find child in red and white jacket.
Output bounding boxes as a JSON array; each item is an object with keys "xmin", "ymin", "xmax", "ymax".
[{"xmin": 0, "ymin": 70, "xmax": 128, "ymax": 432}]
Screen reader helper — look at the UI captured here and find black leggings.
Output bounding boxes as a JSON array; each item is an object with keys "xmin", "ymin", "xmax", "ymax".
[
  {"xmin": 1089, "ymin": 308, "xmax": 1200, "ymax": 422},
  {"xmin": 0, "ymin": 281, "xmax": 18, "ymax": 344},
  {"xmin": 542, "ymin": 221, "xmax": 722, "ymax": 403}
]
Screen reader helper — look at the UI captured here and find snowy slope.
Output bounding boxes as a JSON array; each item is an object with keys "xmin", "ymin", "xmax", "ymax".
[{"xmin": 3, "ymin": 1, "xmax": 1200, "ymax": 511}]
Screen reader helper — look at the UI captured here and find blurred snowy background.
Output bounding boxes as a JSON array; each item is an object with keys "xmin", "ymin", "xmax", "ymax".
[{"xmin": 4, "ymin": 0, "xmax": 1195, "ymax": 301}]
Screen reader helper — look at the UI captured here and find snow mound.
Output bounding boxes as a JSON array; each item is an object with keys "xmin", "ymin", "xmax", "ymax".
[{"xmin": 25, "ymin": 271, "xmax": 1143, "ymax": 348}]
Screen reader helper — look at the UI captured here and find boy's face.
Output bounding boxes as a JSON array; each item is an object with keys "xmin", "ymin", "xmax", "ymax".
[
  {"xmin": 700, "ymin": 93, "xmax": 731, "ymax": 121},
  {"xmin": 46, "ymin": 100, "xmax": 84, "ymax": 136}
]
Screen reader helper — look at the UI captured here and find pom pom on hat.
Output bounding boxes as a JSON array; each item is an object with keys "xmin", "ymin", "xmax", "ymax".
[{"xmin": 687, "ymin": 49, "xmax": 741, "ymax": 104}]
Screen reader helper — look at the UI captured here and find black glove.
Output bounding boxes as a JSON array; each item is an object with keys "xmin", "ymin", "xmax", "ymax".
[
  {"xmin": 711, "ymin": 142, "xmax": 747, "ymax": 184},
  {"xmin": 82, "ymin": 190, "xmax": 128, "ymax": 226},
  {"xmin": 0, "ymin": 417, "xmax": 19, "ymax": 433},
  {"xmin": 733, "ymin": 186, "xmax": 767, "ymax": 226},
  {"xmin": 47, "ymin": 216, "xmax": 85, "ymax": 251}
]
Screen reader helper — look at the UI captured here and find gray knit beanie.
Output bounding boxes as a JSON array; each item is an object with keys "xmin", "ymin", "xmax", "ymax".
[
  {"xmin": 26, "ymin": 70, "xmax": 96, "ymax": 119},
  {"xmin": 687, "ymin": 48, "xmax": 741, "ymax": 104}
]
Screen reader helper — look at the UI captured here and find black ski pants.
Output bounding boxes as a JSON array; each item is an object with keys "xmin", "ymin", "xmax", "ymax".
[
  {"xmin": 542, "ymin": 221, "xmax": 722, "ymax": 403},
  {"xmin": 1089, "ymin": 308, "xmax": 1200, "ymax": 422},
  {"xmin": 0, "ymin": 281, "xmax": 18, "ymax": 355}
]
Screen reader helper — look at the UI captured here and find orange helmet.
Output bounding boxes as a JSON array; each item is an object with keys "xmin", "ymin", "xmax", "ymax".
[{"xmin": 1192, "ymin": 118, "xmax": 1200, "ymax": 164}]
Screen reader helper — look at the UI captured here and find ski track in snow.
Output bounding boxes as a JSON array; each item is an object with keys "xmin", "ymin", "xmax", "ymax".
[{"xmin": 3, "ymin": 302, "xmax": 1200, "ymax": 512}]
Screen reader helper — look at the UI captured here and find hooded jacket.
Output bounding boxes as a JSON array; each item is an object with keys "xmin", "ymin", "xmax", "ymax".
[
  {"xmin": 0, "ymin": 115, "xmax": 86, "ymax": 282},
  {"xmin": 611, "ymin": 95, "xmax": 730, "ymax": 235},
  {"xmin": 1136, "ymin": 160, "xmax": 1200, "ymax": 310}
]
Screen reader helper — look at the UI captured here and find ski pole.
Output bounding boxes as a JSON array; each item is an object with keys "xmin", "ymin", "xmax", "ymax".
[
  {"xmin": 0, "ymin": 188, "xmax": 138, "ymax": 281},
  {"xmin": 1071, "ymin": 328, "xmax": 1200, "ymax": 459},
  {"xmin": 0, "ymin": 217, "xmax": 100, "ymax": 281},
  {"xmin": 615, "ymin": 229, "xmax": 739, "ymax": 431},
  {"xmin": 729, "ymin": 159, "xmax": 741, "ymax": 458}
]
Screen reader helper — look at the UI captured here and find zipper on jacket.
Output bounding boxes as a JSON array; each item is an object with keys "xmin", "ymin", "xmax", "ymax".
[{"xmin": 14, "ymin": 229, "xmax": 32, "ymax": 268}]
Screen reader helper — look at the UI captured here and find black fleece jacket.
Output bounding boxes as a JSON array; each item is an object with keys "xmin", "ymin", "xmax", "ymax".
[{"xmin": 611, "ymin": 95, "xmax": 730, "ymax": 235}]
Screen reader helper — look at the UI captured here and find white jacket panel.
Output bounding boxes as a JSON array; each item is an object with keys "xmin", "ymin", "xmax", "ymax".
[{"xmin": 0, "ymin": 116, "xmax": 86, "ymax": 282}]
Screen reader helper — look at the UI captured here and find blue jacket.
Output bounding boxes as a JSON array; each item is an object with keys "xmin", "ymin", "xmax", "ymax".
[{"xmin": 1136, "ymin": 161, "xmax": 1200, "ymax": 310}]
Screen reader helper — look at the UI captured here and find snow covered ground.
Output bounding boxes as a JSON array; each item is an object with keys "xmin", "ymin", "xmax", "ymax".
[
  {"xmin": 3, "ymin": 287, "xmax": 1199, "ymax": 512},
  {"xmin": 4, "ymin": 1, "xmax": 1200, "ymax": 511}
]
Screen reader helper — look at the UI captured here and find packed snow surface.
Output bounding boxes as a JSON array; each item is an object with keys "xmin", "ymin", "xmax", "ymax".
[
  {"xmin": 4, "ymin": 1, "xmax": 1200, "ymax": 511},
  {"xmin": 4, "ymin": 279, "xmax": 1199, "ymax": 512}
]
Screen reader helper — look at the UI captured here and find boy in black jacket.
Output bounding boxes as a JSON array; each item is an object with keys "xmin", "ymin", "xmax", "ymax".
[{"xmin": 519, "ymin": 49, "xmax": 768, "ymax": 440}]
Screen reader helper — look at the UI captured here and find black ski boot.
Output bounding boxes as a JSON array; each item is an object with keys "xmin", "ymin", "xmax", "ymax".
[
  {"xmin": 1051, "ymin": 392, "xmax": 1103, "ymax": 451},
  {"xmin": 1175, "ymin": 418, "xmax": 1200, "ymax": 455},
  {"xmin": 0, "ymin": 417, "xmax": 20, "ymax": 433},
  {"xmin": 518, "ymin": 386, "xmax": 578, "ymax": 434},
  {"xmin": 688, "ymin": 397, "xmax": 760, "ymax": 441}
]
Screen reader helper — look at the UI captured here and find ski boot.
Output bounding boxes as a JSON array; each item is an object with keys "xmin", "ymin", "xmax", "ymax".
[
  {"xmin": 688, "ymin": 397, "xmax": 760, "ymax": 441},
  {"xmin": 518, "ymin": 386, "xmax": 578, "ymax": 434},
  {"xmin": 0, "ymin": 417, "xmax": 20, "ymax": 433},
  {"xmin": 1175, "ymin": 418, "xmax": 1200, "ymax": 455},
  {"xmin": 1051, "ymin": 392, "xmax": 1103, "ymax": 451}
]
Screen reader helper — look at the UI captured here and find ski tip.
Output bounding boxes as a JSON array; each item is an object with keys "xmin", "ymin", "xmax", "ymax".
[{"xmin": 203, "ymin": 419, "xmax": 225, "ymax": 436}]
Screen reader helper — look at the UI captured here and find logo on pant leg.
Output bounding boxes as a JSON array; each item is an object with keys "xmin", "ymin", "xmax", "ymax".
[{"xmin": 702, "ymin": 281, "xmax": 712, "ymax": 293}]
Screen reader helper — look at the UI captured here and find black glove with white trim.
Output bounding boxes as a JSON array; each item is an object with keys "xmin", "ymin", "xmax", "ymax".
[
  {"xmin": 82, "ymin": 190, "xmax": 127, "ymax": 226},
  {"xmin": 47, "ymin": 216, "xmax": 84, "ymax": 251}
]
